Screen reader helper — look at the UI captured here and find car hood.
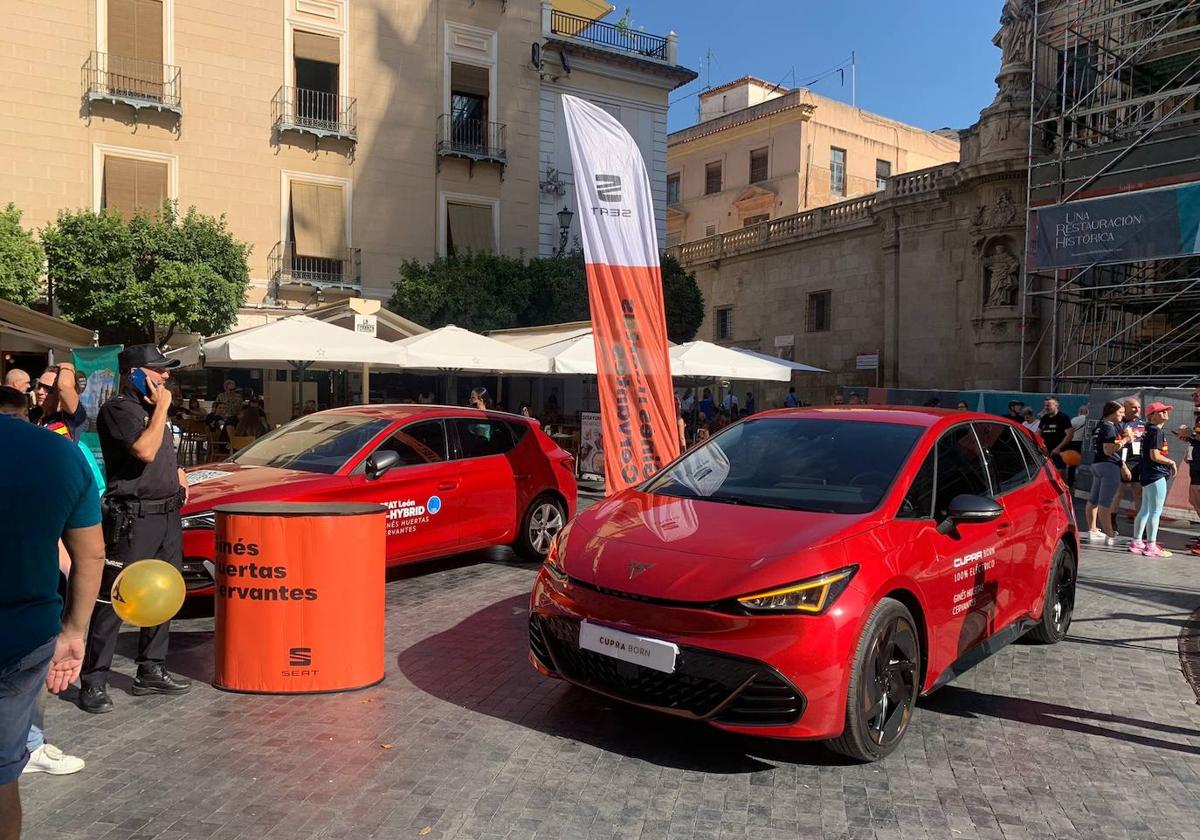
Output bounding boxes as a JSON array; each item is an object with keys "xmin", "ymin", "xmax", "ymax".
[
  {"xmin": 564, "ymin": 490, "xmax": 873, "ymax": 602},
  {"xmin": 182, "ymin": 462, "xmax": 332, "ymax": 512}
]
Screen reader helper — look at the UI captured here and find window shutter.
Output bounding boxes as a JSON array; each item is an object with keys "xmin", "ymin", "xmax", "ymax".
[
  {"xmin": 447, "ymin": 203, "xmax": 494, "ymax": 255},
  {"xmin": 135, "ymin": 0, "xmax": 163, "ymax": 65},
  {"xmin": 134, "ymin": 159, "xmax": 168, "ymax": 216},
  {"xmin": 294, "ymin": 31, "xmax": 340, "ymax": 64},
  {"xmin": 450, "ymin": 62, "xmax": 489, "ymax": 97},
  {"xmin": 107, "ymin": 0, "xmax": 136, "ymax": 60},
  {"xmin": 103, "ymin": 156, "xmax": 137, "ymax": 219},
  {"xmin": 317, "ymin": 184, "xmax": 346, "ymax": 257},
  {"xmin": 290, "ymin": 182, "xmax": 322, "ymax": 257}
]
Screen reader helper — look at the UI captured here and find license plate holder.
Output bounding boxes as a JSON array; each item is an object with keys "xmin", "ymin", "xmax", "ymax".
[{"xmin": 578, "ymin": 621, "xmax": 678, "ymax": 674}]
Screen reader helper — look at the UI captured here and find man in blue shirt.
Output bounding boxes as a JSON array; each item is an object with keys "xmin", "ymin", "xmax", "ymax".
[
  {"xmin": 0, "ymin": 410, "xmax": 105, "ymax": 837},
  {"xmin": 698, "ymin": 388, "xmax": 716, "ymax": 422}
]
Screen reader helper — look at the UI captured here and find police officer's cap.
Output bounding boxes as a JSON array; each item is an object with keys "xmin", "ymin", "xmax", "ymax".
[{"xmin": 119, "ymin": 343, "xmax": 181, "ymax": 371}]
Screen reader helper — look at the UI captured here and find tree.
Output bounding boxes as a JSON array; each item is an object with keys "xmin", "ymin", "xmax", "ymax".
[
  {"xmin": 389, "ymin": 249, "xmax": 705, "ymax": 343},
  {"xmin": 42, "ymin": 204, "xmax": 250, "ymax": 346},
  {"xmin": 0, "ymin": 203, "xmax": 44, "ymax": 307}
]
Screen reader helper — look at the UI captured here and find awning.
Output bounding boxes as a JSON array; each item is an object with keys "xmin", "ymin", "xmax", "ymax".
[
  {"xmin": 0, "ymin": 299, "xmax": 95, "ymax": 355},
  {"xmin": 730, "ymin": 346, "xmax": 827, "ymax": 373}
]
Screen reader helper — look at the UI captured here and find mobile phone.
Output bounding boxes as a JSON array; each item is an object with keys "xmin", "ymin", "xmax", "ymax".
[{"xmin": 129, "ymin": 368, "xmax": 149, "ymax": 396}]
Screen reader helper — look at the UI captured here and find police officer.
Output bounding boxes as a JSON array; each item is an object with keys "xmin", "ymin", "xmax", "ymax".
[{"xmin": 78, "ymin": 344, "xmax": 191, "ymax": 713}]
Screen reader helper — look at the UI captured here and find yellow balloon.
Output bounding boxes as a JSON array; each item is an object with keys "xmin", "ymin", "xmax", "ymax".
[{"xmin": 111, "ymin": 559, "xmax": 186, "ymax": 627}]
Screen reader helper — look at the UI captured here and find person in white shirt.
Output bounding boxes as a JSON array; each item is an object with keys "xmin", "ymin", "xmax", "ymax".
[{"xmin": 1022, "ymin": 408, "xmax": 1040, "ymax": 432}]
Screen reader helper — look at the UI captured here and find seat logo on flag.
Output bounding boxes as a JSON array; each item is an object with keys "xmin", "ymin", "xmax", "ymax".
[{"xmin": 596, "ymin": 174, "xmax": 622, "ymax": 202}]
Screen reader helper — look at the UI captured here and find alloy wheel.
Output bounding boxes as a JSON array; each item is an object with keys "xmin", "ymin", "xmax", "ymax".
[
  {"xmin": 529, "ymin": 502, "xmax": 565, "ymax": 555},
  {"xmin": 1051, "ymin": 558, "xmax": 1075, "ymax": 634},
  {"xmin": 862, "ymin": 615, "xmax": 918, "ymax": 749}
]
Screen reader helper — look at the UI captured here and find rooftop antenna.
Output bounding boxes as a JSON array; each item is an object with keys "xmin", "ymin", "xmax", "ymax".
[
  {"xmin": 697, "ymin": 48, "xmax": 715, "ymax": 120},
  {"xmin": 851, "ymin": 50, "xmax": 857, "ymax": 107}
]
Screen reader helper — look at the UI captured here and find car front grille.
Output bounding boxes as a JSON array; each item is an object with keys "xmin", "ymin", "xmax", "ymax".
[
  {"xmin": 181, "ymin": 557, "xmax": 213, "ymax": 591},
  {"xmin": 530, "ymin": 614, "xmax": 804, "ymax": 725}
]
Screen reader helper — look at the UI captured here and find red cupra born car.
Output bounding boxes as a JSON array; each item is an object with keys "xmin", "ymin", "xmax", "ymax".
[
  {"xmin": 179, "ymin": 406, "xmax": 577, "ymax": 594},
  {"xmin": 528, "ymin": 408, "xmax": 1078, "ymax": 761}
]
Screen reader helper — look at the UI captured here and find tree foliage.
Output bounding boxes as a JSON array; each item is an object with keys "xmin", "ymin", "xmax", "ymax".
[
  {"xmin": 0, "ymin": 203, "xmax": 45, "ymax": 307},
  {"xmin": 389, "ymin": 250, "xmax": 705, "ymax": 343},
  {"xmin": 42, "ymin": 204, "xmax": 250, "ymax": 345}
]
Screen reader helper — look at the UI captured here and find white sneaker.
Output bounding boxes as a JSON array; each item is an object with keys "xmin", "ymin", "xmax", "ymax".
[
  {"xmin": 1087, "ymin": 530, "xmax": 1105, "ymax": 543},
  {"xmin": 23, "ymin": 743, "xmax": 85, "ymax": 775},
  {"xmin": 1105, "ymin": 535, "xmax": 1118, "ymax": 547}
]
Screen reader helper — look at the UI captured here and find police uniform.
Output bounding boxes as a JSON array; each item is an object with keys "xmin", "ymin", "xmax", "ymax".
[{"xmin": 78, "ymin": 344, "xmax": 190, "ymax": 713}]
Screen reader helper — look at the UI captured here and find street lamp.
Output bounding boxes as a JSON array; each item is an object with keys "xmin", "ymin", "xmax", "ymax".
[{"xmin": 556, "ymin": 206, "xmax": 574, "ymax": 256}]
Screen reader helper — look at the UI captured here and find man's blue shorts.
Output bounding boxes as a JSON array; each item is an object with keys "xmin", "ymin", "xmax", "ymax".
[{"xmin": 0, "ymin": 637, "xmax": 54, "ymax": 785}]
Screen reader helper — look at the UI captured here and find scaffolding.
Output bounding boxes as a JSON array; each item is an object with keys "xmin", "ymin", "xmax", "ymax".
[{"xmin": 1019, "ymin": 0, "xmax": 1200, "ymax": 390}]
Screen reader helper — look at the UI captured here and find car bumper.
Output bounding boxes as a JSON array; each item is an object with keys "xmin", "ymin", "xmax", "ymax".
[
  {"xmin": 182, "ymin": 528, "xmax": 215, "ymax": 596},
  {"xmin": 529, "ymin": 569, "xmax": 866, "ymax": 740}
]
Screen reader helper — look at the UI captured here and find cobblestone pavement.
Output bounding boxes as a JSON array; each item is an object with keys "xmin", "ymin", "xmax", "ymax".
[{"xmin": 20, "ymin": 508, "xmax": 1200, "ymax": 840}]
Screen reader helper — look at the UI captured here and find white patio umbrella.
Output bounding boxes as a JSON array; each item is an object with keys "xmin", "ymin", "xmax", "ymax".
[
  {"xmin": 394, "ymin": 325, "xmax": 551, "ymax": 374},
  {"xmin": 730, "ymin": 346, "xmax": 827, "ymax": 373},
  {"xmin": 167, "ymin": 315, "xmax": 409, "ymax": 370},
  {"xmin": 668, "ymin": 341, "xmax": 793, "ymax": 382},
  {"xmin": 533, "ymin": 333, "xmax": 602, "ymax": 375}
]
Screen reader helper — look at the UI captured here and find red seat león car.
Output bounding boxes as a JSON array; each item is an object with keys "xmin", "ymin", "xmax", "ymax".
[
  {"xmin": 180, "ymin": 406, "xmax": 576, "ymax": 593},
  {"xmin": 529, "ymin": 408, "xmax": 1077, "ymax": 761}
]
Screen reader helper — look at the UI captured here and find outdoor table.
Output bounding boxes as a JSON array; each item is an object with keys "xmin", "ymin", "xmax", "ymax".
[{"xmin": 212, "ymin": 502, "xmax": 386, "ymax": 694}]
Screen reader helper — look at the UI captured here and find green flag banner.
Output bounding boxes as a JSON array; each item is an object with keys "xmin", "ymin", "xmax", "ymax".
[{"xmin": 72, "ymin": 344, "xmax": 123, "ymax": 469}]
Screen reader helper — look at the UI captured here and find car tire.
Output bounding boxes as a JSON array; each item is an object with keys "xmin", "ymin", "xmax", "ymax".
[
  {"xmin": 1024, "ymin": 544, "xmax": 1075, "ymax": 644},
  {"xmin": 514, "ymin": 494, "xmax": 567, "ymax": 562},
  {"xmin": 827, "ymin": 597, "xmax": 921, "ymax": 763}
]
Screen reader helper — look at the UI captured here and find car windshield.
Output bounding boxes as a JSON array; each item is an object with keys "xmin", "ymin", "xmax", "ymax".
[
  {"xmin": 231, "ymin": 415, "xmax": 391, "ymax": 475},
  {"xmin": 644, "ymin": 417, "xmax": 924, "ymax": 514}
]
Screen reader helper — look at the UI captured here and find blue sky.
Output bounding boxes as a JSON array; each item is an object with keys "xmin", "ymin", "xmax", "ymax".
[{"xmin": 625, "ymin": 1, "xmax": 1005, "ymax": 133}]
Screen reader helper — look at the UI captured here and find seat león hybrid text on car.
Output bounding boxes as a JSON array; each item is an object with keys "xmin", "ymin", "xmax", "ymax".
[
  {"xmin": 179, "ymin": 406, "xmax": 577, "ymax": 593},
  {"xmin": 529, "ymin": 408, "xmax": 1077, "ymax": 761}
]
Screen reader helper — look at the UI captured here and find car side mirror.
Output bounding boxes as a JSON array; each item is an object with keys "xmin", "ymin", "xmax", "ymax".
[
  {"xmin": 365, "ymin": 450, "xmax": 401, "ymax": 481},
  {"xmin": 936, "ymin": 493, "xmax": 1003, "ymax": 536}
]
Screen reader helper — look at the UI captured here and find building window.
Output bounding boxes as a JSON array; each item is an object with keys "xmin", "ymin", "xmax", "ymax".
[
  {"xmin": 293, "ymin": 30, "xmax": 341, "ymax": 125},
  {"xmin": 705, "ymin": 161, "xmax": 722, "ymax": 195},
  {"xmin": 830, "ymin": 147, "xmax": 846, "ymax": 196},
  {"xmin": 446, "ymin": 201, "xmax": 496, "ymax": 256},
  {"xmin": 749, "ymin": 147, "xmax": 769, "ymax": 184},
  {"xmin": 101, "ymin": 155, "xmax": 168, "ymax": 219},
  {"xmin": 704, "ymin": 223, "xmax": 717, "ymax": 237},
  {"xmin": 715, "ymin": 307, "xmax": 733, "ymax": 341},
  {"xmin": 449, "ymin": 62, "xmax": 491, "ymax": 150},
  {"xmin": 666, "ymin": 172, "xmax": 680, "ymax": 205},
  {"xmin": 666, "ymin": 230, "xmax": 682, "ymax": 247},
  {"xmin": 107, "ymin": 0, "xmax": 164, "ymax": 98},
  {"xmin": 289, "ymin": 180, "xmax": 348, "ymax": 282},
  {"xmin": 876, "ymin": 159, "xmax": 891, "ymax": 191},
  {"xmin": 742, "ymin": 214, "xmax": 769, "ymax": 227},
  {"xmin": 807, "ymin": 290, "xmax": 832, "ymax": 333}
]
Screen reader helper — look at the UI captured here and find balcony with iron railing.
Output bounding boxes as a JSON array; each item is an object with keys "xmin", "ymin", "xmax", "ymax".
[
  {"xmin": 436, "ymin": 114, "xmax": 507, "ymax": 168},
  {"xmin": 82, "ymin": 51, "xmax": 181, "ymax": 114},
  {"xmin": 269, "ymin": 242, "xmax": 361, "ymax": 294},
  {"xmin": 272, "ymin": 86, "xmax": 357, "ymax": 143},
  {"xmin": 545, "ymin": 8, "xmax": 675, "ymax": 63}
]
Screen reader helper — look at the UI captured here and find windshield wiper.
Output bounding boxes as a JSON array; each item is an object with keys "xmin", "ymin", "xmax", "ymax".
[{"xmin": 705, "ymin": 493, "xmax": 822, "ymax": 512}]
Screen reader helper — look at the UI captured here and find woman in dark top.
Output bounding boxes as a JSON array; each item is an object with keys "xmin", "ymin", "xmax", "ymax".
[
  {"xmin": 1085, "ymin": 401, "xmax": 1129, "ymax": 546},
  {"xmin": 1131, "ymin": 402, "xmax": 1177, "ymax": 557}
]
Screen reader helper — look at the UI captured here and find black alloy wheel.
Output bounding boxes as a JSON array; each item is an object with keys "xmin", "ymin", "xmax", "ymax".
[
  {"xmin": 828, "ymin": 598, "xmax": 921, "ymax": 762},
  {"xmin": 1026, "ymin": 545, "xmax": 1075, "ymax": 644}
]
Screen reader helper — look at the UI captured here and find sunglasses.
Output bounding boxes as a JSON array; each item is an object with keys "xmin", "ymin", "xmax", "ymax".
[{"xmin": 35, "ymin": 381, "xmax": 54, "ymax": 391}]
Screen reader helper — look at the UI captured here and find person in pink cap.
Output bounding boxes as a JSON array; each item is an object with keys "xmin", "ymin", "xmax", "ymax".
[{"xmin": 1130, "ymin": 401, "xmax": 1178, "ymax": 557}]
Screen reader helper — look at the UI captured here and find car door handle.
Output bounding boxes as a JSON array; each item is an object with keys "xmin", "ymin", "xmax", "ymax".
[
  {"xmin": 996, "ymin": 522, "xmax": 1012, "ymax": 532},
  {"xmin": 513, "ymin": 473, "xmax": 530, "ymax": 481},
  {"xmin": 437, "ymin": 480, "xmax": 459, "ymax": 491}
]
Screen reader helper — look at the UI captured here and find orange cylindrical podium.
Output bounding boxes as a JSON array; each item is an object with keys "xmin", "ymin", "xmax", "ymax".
[{"xmin": 212, "ymin": 502, "xmax": 386, "ymax": 693}]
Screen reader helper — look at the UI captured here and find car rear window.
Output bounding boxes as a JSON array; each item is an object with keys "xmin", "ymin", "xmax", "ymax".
[{"xmin": 643, "ymin": 417, "xmax": 924, "ymax": 514}]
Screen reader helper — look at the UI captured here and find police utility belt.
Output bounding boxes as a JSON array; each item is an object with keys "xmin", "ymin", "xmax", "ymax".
[{"xmin": 103, "ymin": 490, "xmax": 185, "ymax": 516}]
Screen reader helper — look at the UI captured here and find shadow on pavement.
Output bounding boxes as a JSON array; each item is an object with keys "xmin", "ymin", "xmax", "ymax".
[
  {"xmin": 396, "ymin": 593, "xmax": 855, "ymax": 773},
  {"xmin": 922, "ymin": 685, "xmax": 1200, "ymax": 754}
]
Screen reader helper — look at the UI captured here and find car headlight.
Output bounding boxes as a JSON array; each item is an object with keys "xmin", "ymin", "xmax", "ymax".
[
  {"xmin": 736, "ymin": 566, "xmax": 857, "ymax": 614},
  {"xmin": 181, "ymin": 511, "xmax": 216, "ymax": 530},
  {"xmin": 543, "ymin": 522, "xmax": 572, "ymax": 582}
]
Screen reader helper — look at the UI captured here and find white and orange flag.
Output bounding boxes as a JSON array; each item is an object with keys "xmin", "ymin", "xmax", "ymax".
[{"xmin": 562, "ymin": 94, "xmax": 680, "ymax": 494}]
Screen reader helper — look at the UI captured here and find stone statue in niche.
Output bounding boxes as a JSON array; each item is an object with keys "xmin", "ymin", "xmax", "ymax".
[
  {"xmin": 994, "ymin": 0, "xmax": 1034, "ymax": 68},
  {"xmin": 984, "ymin": 240, "xmax": 1020, "ymax": 309}
]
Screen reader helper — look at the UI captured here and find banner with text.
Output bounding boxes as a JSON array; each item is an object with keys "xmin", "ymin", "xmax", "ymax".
[
  {"xmin": 1032, "ymin": 181, "xmax": 1200, "ymax": 270},
  {"xmin": 562, "ymin": 94, "xmax": 680, "ymax": 494}
]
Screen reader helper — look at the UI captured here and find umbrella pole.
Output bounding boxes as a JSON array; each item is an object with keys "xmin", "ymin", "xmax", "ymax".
[{"xmin": 362, "ymin": 362, "xmax": 370, "ymax": 405}]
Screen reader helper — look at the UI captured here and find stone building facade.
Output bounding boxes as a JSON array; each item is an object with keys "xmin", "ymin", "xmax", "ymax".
[{"xmin": 666, "ymin": 9, "xmax": 1033, "ymax": 405}]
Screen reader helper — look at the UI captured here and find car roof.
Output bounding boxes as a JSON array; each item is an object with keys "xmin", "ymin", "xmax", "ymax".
[
  {"xmin": 755, "ymin": 406, "xmax": 1017, "ymax": 429},
  {"xmin": 317, "ymin": 404, "xmax": 533, "ymax": 424}
]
